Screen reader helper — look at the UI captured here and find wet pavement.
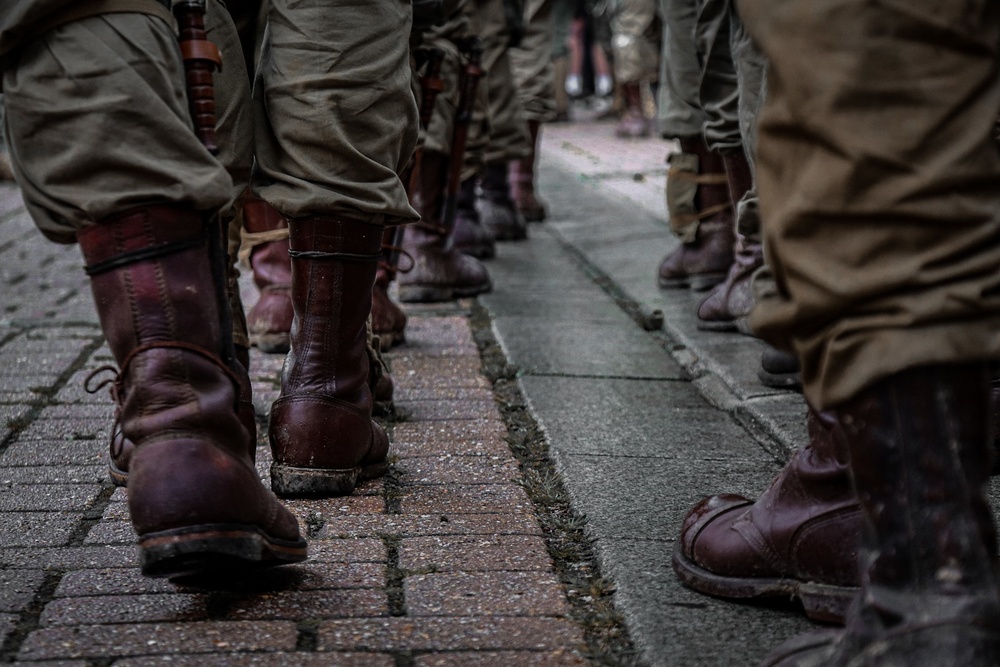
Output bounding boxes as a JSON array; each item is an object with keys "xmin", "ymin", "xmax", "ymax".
[{"xmin": 0, "ymin": 111, "xmax": 870, "ymax": 665}]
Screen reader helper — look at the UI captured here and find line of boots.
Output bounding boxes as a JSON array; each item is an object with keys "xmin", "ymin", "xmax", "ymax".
[{"xmin": 675, "ymin": 365, "xmax": 1000, "ymax": 665}]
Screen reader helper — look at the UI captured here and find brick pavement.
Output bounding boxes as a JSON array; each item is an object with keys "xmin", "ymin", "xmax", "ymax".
[{"xmin": 0, "ymin": 182, "xmax": 592, "ymax": 664}]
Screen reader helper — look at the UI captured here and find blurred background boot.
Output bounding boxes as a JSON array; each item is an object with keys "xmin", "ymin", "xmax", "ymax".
[
  {"xmin": 657, "ymin": 137, "xmax": 735, "ymax": 291},
  {"xmin": 242, "ymin": 196, "xmax": 293, "ymax": 354}
]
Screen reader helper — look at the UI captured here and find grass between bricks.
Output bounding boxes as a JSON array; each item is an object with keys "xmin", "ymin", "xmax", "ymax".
[{"xmin": 468, "ymin": 303, "xmax": 644, "ymax": 667}]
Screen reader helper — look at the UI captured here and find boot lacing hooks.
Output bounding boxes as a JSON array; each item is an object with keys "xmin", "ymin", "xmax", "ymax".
[{"xmin": 85, "ymin": 340, "xmax": 242, "ymax": 457}]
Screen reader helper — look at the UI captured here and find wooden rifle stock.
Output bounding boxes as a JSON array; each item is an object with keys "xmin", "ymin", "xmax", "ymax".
[
  {"xmin": 440, "ymin": 37, "xmax": 484, "ymax": 238},
  {"xmin": 174, "ymin": 0, "xmax": 222, "ymax": 154}
]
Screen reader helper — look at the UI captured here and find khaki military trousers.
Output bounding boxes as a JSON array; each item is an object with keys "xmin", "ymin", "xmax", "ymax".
[
  {"xmin": 252, "ymin": 0, "xmax": 418, "ymax": 225},
  {"xmin": 2, "ymin": 12, "xmax": 233, "ymax": 243},
  {"xmin": 740, "ymin": 0, "xmax": 1000, "ymax": 409},
  {"xmin": 468, "ymin": 0, "xmax": 531, "ymax": 166},
  {"xmin": 610, "ymin": 0, "xmax": 659, "ymax": 85},
  {"xmin": 509, "ymin": 0, "xmax": 557, "ymax": 124}
]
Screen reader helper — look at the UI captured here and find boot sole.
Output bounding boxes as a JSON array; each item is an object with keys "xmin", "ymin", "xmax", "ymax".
[
  {"xmin": 139, "ymin": 523, "xmax": 307, "ymax": 579},
  {"xmin": 457, "ymin": 244, "xmax": 496, "ymax": 260},
  {"xmin": 758, "ymin": 368, "xmax": 803, "ymax": 390},
  {"xmin": 109, "ymin": 461, "xmax": 129, "ymax": 488},
  {"xmin": 671, "ymin": 543, "xmax": 856, "ymax": 624},
  {"xmin": 271, "ymin": 460, "xmax": 389, "ymax": 497},
  {"xmin": 251, "ymin": 332, "xmax": 291, "ymax": 355},
  {"xmin": 697, "ymin": 318, "xmax": 738, "ymax": 332},
  {"xmin": 398, "ymin": 283, "xmax": 492, "ymax": 303},
  {"xmin": 657, "ymin": 272, "xmax": 727, "ymax": 292}
]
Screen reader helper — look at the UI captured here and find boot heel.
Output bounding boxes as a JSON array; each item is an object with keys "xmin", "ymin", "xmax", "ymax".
[
  {"xmin": 251, "ymin": 331, "xmax": 291, "ymax": 354},
  {"xmin": 688, "ymin": 272, "xmax": 727, "ymax": 292},
  {"xmin": 798, "ymin": 582, "xmax": 856, "ymax": 625},
  {"xmin": 398, "ymin": 284, "xmax": 455, "ymax": 303},
  {"xmin": 271, "ymin": 463, "xmax": 361, "ymax": 497},
  {"xmin": 139, "ymin": 523, "xmax": 307, "ymax": 579}
]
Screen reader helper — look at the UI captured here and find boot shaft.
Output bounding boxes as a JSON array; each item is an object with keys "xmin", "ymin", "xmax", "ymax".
[
  {"xmin": 284, "ymin": 216, "xmax": 382, "ymax": 401},
  {"xmin": 838, "ymin": 364, "xmax": 999, "ymax": 599},
  {"xmin": 243, "ymin": 196, "xmax": 292, "ymax": 290}
]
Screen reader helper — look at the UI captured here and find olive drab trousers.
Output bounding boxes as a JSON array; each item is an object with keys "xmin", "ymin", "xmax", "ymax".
[{"xmin": 739, "ymin": 0, "xmax": 1000, "ymax": 409}]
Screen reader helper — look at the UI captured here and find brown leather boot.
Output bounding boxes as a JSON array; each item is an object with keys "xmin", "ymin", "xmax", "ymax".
[
  {"xmin": 758, "ymin": 344, "xmax": 802, "ymax": 390},
  {"xmin": 674, "ymin": 407, "xmax": 860, "ymax": 624},
  {"xmin": 372, "ymin": 226, "xmax": 407, "ymax": 350},
  {"xmin": 477, "ymin": 163, "xmax": 527, "ymax": 241},
  {"xmin": 696, "ymin": 150, "xmax": 764, "ymax": 330},
  {"xmin": 762, "ymin": 365, "xmax": 1000, "ymax": 666},
  {"xmin": 398, "ymin": 152, "xmax": 492, "ymax": 303},
  {"xmin": 658, "ymin": 137, "xmax": 736, "ymax": 291},
  {"xmin": 79, "ymin": 205, "xmax": 306, "ymax": 578},
  {"xmin": 509, "ymin": 120, "xmax": 547, "ymax": 223},
  {"xmin": 104, "ymin": 343, "xmax": 257, "ymax": 487},
  {"xmin": 269, "ymin": 216, "xmax": 390, "ymax": 497},
  {"xmin": 244, "ymin": 196, "xmax": 293, "ymax": 354},
  {"xmin": 453, "ymin": 177, "xmax": 497, "ymax": 259},
  {"xmin": 615, "ymin": 82, "xmax": 650, "ymax": 138}
]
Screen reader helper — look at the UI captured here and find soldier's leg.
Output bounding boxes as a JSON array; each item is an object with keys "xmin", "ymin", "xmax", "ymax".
[
  {"xmin": 253, "ymin": 0, "xmax": 418, "ymax": 496},
  {"xmin": 610, "ymin": 0, "xmax": 658, "ymax": 138},
  {"xmin": 655, "ymin": 0, "xmax": 734, "ymax": 291},
  {"xmin": 2, "ymin": 11, "xmax": 304, "ymax": 577},
  {"xmin": 741, "ymin": 1, "xmax": 1000, "ymax": 663},
  {"xmin": 399, "ymin": 23, "xmax": 494, "ymax": 301},
  {"xmin": 509, "ymin": 0, "xmax": 556, "ymax": 222},
  {"xmin": 469, "ymin": 0, "xmax": 533, "ymax": 242},
  {"xmin": 693, "ymin": 0, "xmax": 763, "ymax": 331}
]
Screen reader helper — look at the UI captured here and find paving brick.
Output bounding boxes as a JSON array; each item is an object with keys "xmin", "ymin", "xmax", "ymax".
[
  {"xmin": 400, "ymin": 535, "xmax": 552, "ymax": 572},
  {"xmin": 40, "ymin": 594, "xmax": 211, "ymax": 626},
  {"xmin": 307, "ymin": 538, "xmax": 387, "ymax": 563},
  {"xmin": 14, "ymin": 418, "xmax": 110, "ymax": 442},
  {"xmin": 395, "ymin": 399, "xmax": 501, "ymax": 422},
  {"xmin": 0, "ymin": 512, "xmax": 79, "ymax": 547},
  {"xmin": 285, "ymin": 495, "xmax": 385, "ymax": 522},
  {"xmin": 0, "ymin": 465, "xmax": 107, "ymax": 485},
  {"xmin": 395, "ymin": 316, "xmax": 478, "ymax": 354},
  {"xmin": 316, "ymin": 514, "xmax": 543, "ymax": 539},
  {"xmin": 392, "ymin": 386, "xmax": 494, "ymax": 402},
  {"xmin": 56, "ymin": 569, "xmax": 178, "ymax": 597},
  {"xmin": 0, "ymin": 569, "xmax": 46, "ymax": 612},
  {"xmin": 318, "ymin": 616, "xmax": 585, "ymax": 652},
  {"xmin": 396, "ymin": 457, "xmax": 519, "ymax": 486},
  {"xmin": 225, "ymin": 588, "xmax": 388, "ymax": 621},
  {"xmin": 17, "ymin": 621, "xmax": 298, "ymax": 660},
  {"xmin": 400, "ymin": 484, "xmax": 533, "ymax": 515},
  {"xmin": 0, "ymin": 545, "xmax": 137, "ymax": 570},
  {"xmin": 390, "ymin": 357, "xmax": 489, "ymax": 389},
  {"xmin": 0, "ymin": 484, "xmax": 102, "ymax": 512},
  {"xmin": 391, "ymin": 420, "xmax": 510, "ymax": 458},
  {"xmin": 413, "ymin": 650, "xmax": 588, "ymax": 666},
  {"xmin": 404, "ymin": 572, "xmax": 570, "ymax": 617},
  {"xmin": 113, "ymin": 652, "xmax": 395, "ymax": 667},
  {"xmin": 55, "ymin": 563, "xmax": 385, "ymax": 598},
  {"xmin": 84, "ymin": 521, "xmax": 134, "ymax": 545},
  {"xmin": 0, "ymin": 439, "xmax": 106, "ymax": 467},
  {"xmin": 0, "ymin": 352, "xmax": 80, "ymax": 376}
]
